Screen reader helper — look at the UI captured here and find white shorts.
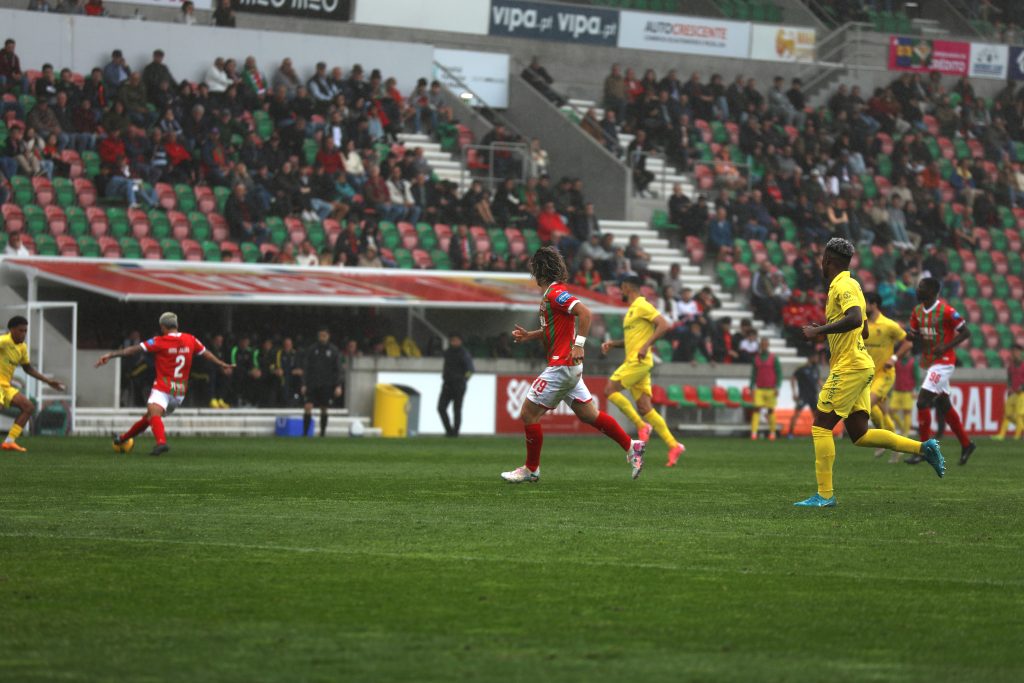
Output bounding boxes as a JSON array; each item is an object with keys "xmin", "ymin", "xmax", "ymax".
[
  {"xmin": 147, "ymin": 388, "xmax": 185, "ymax": 415},
  {"xmin": 526, "ymin": 365, "xmax": 593, "ymax": 410},
  {"xmin": 921, "ymin": 364, "xmax": 955, "ymax": 395}
]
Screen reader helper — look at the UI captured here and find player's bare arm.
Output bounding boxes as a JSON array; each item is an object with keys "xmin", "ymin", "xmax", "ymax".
[
  {"xmin": 95, "ymin": 344, "xmax": 143, "ymax": 367},
  {"xmin": 512, "ymin": 323, "xmax": 543, "ymax": 344},
  {"xmin": 886, "ymin": 339, "xmax": 914, "ymax": 369},
  {"xmin": 571, "ymin": 302, "xmax": 592, "ymax": 364},
  {"xmin": 934, "ymin": 326, "xmax": 971, "ymax": 357},
  {"xmin": 203, "ymin": 350, "xmax": 236, "ymax": 371},
  {"xmin": 22, "ymin": 363, "xmax": 65, "ymax": 391},
  {"xmin": 637, "ymin": 315, "xmax": 671, "ymax": 360},
  {"xmin": 601, "ymin": 339, "xmax": 624, "ymax": 354},
  {"xmin": 802, "ymin": 306, "xmax": 862, "ymax": 340}
]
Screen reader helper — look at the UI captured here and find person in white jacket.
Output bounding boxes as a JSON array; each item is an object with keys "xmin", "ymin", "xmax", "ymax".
[
  {"xmin": 204, "ymin": 58, "xmax": 232, "ymax": 95},
  {"xmin": 385, "ymin": 166, "xmax": 420, "ymax": 224}
]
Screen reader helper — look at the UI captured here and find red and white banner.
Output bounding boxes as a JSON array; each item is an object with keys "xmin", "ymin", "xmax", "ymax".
[
  {"xmin": 2, "ymin": 257, "xmax": 625, "ymax": 313},
  {"xmin": 942, "ymin": 382, "xmax": 1006, "ymax": 436},
  {"xmin": 495, "ymin": 374, "xmax": 608, "ymax": 434}
]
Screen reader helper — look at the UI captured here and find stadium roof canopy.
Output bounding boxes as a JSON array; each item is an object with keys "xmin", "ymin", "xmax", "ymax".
[{"xmin": 0, "ymin": 257, "xmax": 626, "ymax": 313}]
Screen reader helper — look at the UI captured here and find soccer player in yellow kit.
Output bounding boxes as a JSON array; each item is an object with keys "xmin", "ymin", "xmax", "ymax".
[
  {"xmin": 864, "ymin": 292, "xmax": 913, "ymax": 457},
  {"xmin": 1, "ymin": 315, "xmax": 67, "ymax": 452},
  {"xmin": 795, "ymin": 239, "xmax": 945, "ymax": 507},
  {"xmin": 602, "ymin": 275, "xmax": 686, "ymax": 466}
]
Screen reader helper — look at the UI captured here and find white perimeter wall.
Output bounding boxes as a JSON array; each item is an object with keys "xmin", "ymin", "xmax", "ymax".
[{"xmin": 0, "ymin": 9, "xmax": 435, "ymax": 90}]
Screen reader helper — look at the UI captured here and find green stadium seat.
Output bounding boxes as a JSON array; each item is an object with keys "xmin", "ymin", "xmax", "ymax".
[
  {"xmin": 651, "ymin": 209, "xmax": 673, "ymax": 230},
  {"xmin": 716, "ymin": 261, "xmax": 738, "ymax": 291},
  {"xmin": 393, "ymin": 248, "xmax": 414, "ymax": 269},
  {"xmin": 81, "ymin": 150, "xmax": 100, "ymax": 178},
  {"xmin": 654, "ymin": 339, "xmax": 673, "ymax": 361},
  {"xmin": 160, "ymin": 238, "xmax": 183, "ymax": 260},
  {"xmin": 188, "ymin": 212, "xmax": 211, "ymax": 241},
  {"xmin": 53, "ymin": 177, "xmax": 75, "ymax": 208},
  {"xmin": 666, "ymin": 384, "xmax": 693, "ymax": 407},
  {"xmin": 76, "ymin": 235, "xmax": 100, "ymax": 257},
  {"xmin": 240, "ymin": 241, "xmax": 260, "ymax": 263},
  {"xmin": 266, "ymin": 216, "xmax": 286, "ymax": 245},
  {"xmin": 306, "ymin": 222, "xmax": 326, "ymax": 251},
  {"xmin": 174, "ymin": 185, "xmax": 197, "ymax": 213},
  {"xmin": 33, "ymin": 233, "xmax": 57, "ymax": 256},
  {"xmin": 118, "ymin": 237, "xmax": 141, "ymax": 258},
  {"xmin": 956, "ymin": 347, "xmax": 973, "ymax": 368},
  {"xmin": 201, "ymin": 240, "xmax": 222, "ymax": 261},
  {"xmin": 66, "ymin": 207, "xmax": 87, "ymax": 237},
  {"xmin": 778, "ymin": 216, "xmax": 797, "ymax": 242},
  {"xmin": 213, "ymin": 186, "xmax": 230, "ymax": 214},
  {"xmin": 985, "ymin": 349, "xmax": 1003, "ymax": 369}
]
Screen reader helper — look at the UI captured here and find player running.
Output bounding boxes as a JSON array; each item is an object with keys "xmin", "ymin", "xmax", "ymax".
[
  {"xmin": 994, "ymin": 344, "xmax": 1024, "ymax": 441},
  {"xmin": 501, "ymin": 247, "xmax": 646, "ymax": 483},
  {"xmin": 787, "ymin": 350, "xmax": 821, "ymax": 439},
  {"xmin": 863, "ymin": 292, "xmax": 912, "ymax": 458},
  {"xmin": 1, "ymin": 315, "xmax": 67, "ymax": 452},
  {"xmin": 749, "ymin": 337, "xmax": 782, "ymax": 441},
  {"xmin": 601, "ymin": 275, "xmax": 685, "ymax": 467},
  {"xmin": 96, "ymin": 312, "xmax": 234, "ymax": 456},
  {"xmin": 904, "ymin": 277, "xmax": 976, "ymax": 466},
  {"xmin": 796, "ymin": 238, "xmax": 944, "ymax": 508}
]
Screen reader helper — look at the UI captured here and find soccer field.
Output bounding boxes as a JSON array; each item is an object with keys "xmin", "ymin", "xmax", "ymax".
[{"xmin": 1, "ymin": 435, "xmax": 1022, "ymax": 683}]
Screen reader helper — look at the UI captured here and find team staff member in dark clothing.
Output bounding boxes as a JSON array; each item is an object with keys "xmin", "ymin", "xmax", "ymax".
[
  {"xmin": 302, "ymin": 328, "xmax": 343, "ymax": 437},
  {"xmin": 275, "ymin": 337, "xmax": 303, "ymax": 407},
  {"xmin": 438, "ymin": 333, "xmax": 474, "ymax": 437},
  {"xmin": 787, "ymin": 350, "xmax": 822, "ymax": 438},
  {"xmin": 230, "ymin": 336, "xmax": 259, "ymax": 406},
  {"xmin": 257, "ymin": 338, "xmax": 279, "ymax": 406}
]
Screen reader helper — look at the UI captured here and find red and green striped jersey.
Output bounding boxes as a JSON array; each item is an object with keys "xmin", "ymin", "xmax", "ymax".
[
  {"xmin": 909, "ymin": 299, "xmax": 964, "ymax": 367},
  {"xmin": 539, "ymin": 283, "xmax": 579, "ymax": 367}
]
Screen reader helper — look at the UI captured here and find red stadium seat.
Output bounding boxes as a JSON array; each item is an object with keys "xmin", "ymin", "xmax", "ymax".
[
  {"xmin": 713, "ymin": 386, "xmax": 736, "ymax": 407},
  {"xmin": 412, "ymin": 248, "xmax": 433, "ymax": 269},
  {"xmin": 32, "ymin": 176, "xmax": 54, "ymax": 207},
  {"xmin": 181, "ymin": 239, "xmax": 203, "ymax": 261},
  {"xmin": 650, "ymin": 384, "xmax": 678, "ymax": 409},
  {"xmin": 60, "ymin": 150, "xmax": 83, "ymax": 178},
  {"xmin": 684, "ymin": 385, "xmax": 709, "ymax": 408},
  {"xmin": 86, "ymin": 206, "xmax": 109, "ymax": 237},
  {"xmin": 56, "ymin": 234, "xmax": 78, "ymax": 257},
  {"xmin": 194, "ymin": 186, "xmax": 216, "ymax": 214},
  {"xmin": 685, "ymin": 235, "xmax": 705, "ymax": 264},
  {"xmin": 969, "ymin": 348, "xmax": 987, "ymax": 367},
  {"xmin": 45, "ymin": 205, "xmax": 67, "ymax": 235},
  {"xmin": 73, "ymin": 178, "xmax": 96, "ymax": 207},
  {"xmin": 98, "ymin": 236, "xmax": 121, "ymax": 258},
  {"xmin": 258, "ymin": 242, "xmax": 279, "ymax": 259},
  {"xmin": 208, "ymin": 213, "xmax": 229, "ymax": 242},
  {"xmin": 1007, "ymin": 275, "xmax": 1024, "ymax": 299},
  {"xmin": 139, "ymin": 237, "xmax": 162, "ymax": 259},
  {"xmin": 2, "ymin": 204, "xmax": 25, "ymax": 232}
]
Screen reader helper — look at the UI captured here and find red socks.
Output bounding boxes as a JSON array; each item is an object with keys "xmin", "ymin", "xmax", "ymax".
[
  {"xmin": 150, "ymin": 415, "xmax": 167, "ymax": 445},
  {"xmin": 918, "ymin": 407, "xmax": 932, "ymax": 441},
  {"xmin": 121, "ymin": 416, "xmax": 150, "ymax": 442},
  {"xmin": 524, "ymin": 423, "xmax": 543, "ymax": 472},
  {"xmin": 592, "ymin": 411, "xmax": 632, "ymax": 451},
  {"xmin": 944, "ymin": 407, "xmax": 970, "ymax": 447}
]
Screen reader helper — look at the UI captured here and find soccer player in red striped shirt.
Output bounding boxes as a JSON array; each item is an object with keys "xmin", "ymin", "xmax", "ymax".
[
  {"xmin": 96, "ymin": 312, "xmax": 234, "ymax": 456},
  {"xmin": 501, "ymin": 247, "xmax": 646, "ymax": 483},
  {"xmin": 906, "ymin": 277, "xmax": 975, "ymax": 466}
]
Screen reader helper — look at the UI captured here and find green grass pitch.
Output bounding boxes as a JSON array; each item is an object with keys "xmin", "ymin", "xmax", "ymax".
[{"xmin": 1, "ymin": 435, "xmax": 1022, "ymax": 682}]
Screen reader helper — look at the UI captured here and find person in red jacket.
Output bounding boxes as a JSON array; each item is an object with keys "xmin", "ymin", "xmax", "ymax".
[{"xmin": 97, "ymin": 128, "xmax": 127, "ymax": 166}]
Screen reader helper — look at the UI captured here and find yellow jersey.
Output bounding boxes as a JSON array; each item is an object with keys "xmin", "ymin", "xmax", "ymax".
[
  {"xmin": 623, "ymin": 296, "xmax": 662, "ymax": 366},
  {"xmin": 865, "ymin": 313, "xmax": 907, "ymax": 371},
  {"xmin": 824, "ymin": 271, "xmax": 874, "ymax": 373},
  {"xmin": 0, "ymin": 332, "xmax": 29, "ymax": 386}
]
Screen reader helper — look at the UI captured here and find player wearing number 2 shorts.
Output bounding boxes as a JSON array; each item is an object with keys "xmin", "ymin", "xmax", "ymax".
[
  {"xmin": 906, "ymin": 277, "xmax": 975, "ymax": 466},
  {"xmin": 501, "ymin": 247, "xmax": 646, "ymax": 483},
  {"xmin": 96, "ymin": 312, "xmax": 234, "ymax": 456}
]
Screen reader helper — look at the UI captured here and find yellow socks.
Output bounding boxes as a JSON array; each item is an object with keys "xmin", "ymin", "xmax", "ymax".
[
  {"xmin": 811, "ymin": 426, "xmax": 835, "ymax": 498},
  {"xmin": 855, "ymin": 429, "xmax": 922, "ymax": 455},
  {"xmin": 4, "ymin": 423, "xmax": 23, "ymax": 443},
  {"xmin": 642, "ymin": 409, "xmax": 678, "ymax": 448},
  {"xmin": 608, "ymin": 392, "xmax": 644, "ymax": 429},
  {"xmin": 751, "ymin": 410, "xmax": 760, "ymax": 437},
  {"xmin": 997, "ymin": 417, "xmax": 1009, "ymax": 439}
]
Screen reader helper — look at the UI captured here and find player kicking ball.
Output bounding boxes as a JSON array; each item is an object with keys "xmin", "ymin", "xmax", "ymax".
[
  {"xmin": 1, "ymin": 315, "xmax": 67, "ymax": 452},
  {"xmin": 95, "ymin": 312, "xmax": 234, "ymax": 456},
  {"xmin": 601, "ymin": 275, "xmax": 685, "ymax": 467},
  {"xmin": 501, "ymin": 247, "xmax": 646, "ymax": 483},
  {"xmin": 795, "ymin": 238, "xmax": 945, "ymax": 508}
]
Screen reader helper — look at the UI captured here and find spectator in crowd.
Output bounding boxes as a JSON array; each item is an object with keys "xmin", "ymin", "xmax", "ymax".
[
  {"xmin": 4, "ymin": 231, "xmax": 30, "ymax": 256},
  {"xmin": 448, "ymin": 224, "xmax": 473, "ymax": 271},
  {"xmin": 103, "ymin": 49, "xmax": 130, "ymax": 95},
  {"xmin": 213, "ymin": 0, "xmax": 236, "ymax": 27},
  {"xmin": 707, "ymin": 205, "xmax": 733, "ymax": 260},
  {"xmin": 225, "ymin": 183, "xmax": 268, "ymax": 244},
  {"xmin": 177, "ymin": 1, "xmax": 197, "ymax": 24},
  {"xmin": 521, "ymin": 56, "xmax": 562, "ymax": 105},
  {"xmin": 0, "ymin": 39, "xmax": 29, "ymax": 95},
  {"xmin": 142, "ymin": 50, "xmax": 175, "ymax": 104}
]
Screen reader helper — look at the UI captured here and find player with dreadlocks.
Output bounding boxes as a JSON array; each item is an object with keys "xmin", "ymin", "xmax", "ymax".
[
  {"xmin": 794, "ymin": 238, "xmax": 945, "ymax": 507},
  {"xmin": 501, "ymin": 247, "xmax": 647, "ymax": 483}
]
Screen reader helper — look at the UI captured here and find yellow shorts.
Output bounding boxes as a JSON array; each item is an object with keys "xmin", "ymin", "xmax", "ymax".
[
  {"xmin": 1007, "ymin": 393, "xmax": 1021, "ymax": 418},
  {"xmin": 817, "ymin": 368, "xmax": 874, "ymax": 419},
  {"xmin": 753, "ymin": 388, "xmax": 777, "ymax": 409},
  {"xmin": 870, "ymin": 368, "xmax": 895, "ymax": 400},
  {"xmin": 890, "ymin": 390, "xmax": 915, "ymax": 411},
  {"xmin": 609, "ymin": 361, "xmax": 652, "ymax": 401},
  {"xmin": 1, "ymin": 385, "xmax": 19, "ymax": 410}
]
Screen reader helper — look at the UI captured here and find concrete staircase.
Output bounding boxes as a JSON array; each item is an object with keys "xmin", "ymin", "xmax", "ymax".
[
  {"xmin": 599, "ymin": 219, "xmax": 797, "ymax": 361},
  {"xmin": 75, "ymin": 407, "xmax": 378, "ymax": 437},
  {"xmin": 562, "ymin": 98, "xmax": 698, "ymax": 201},
  {"xmin": 395, "ymin": 132, "xmax": 468, "ymax": 192}
]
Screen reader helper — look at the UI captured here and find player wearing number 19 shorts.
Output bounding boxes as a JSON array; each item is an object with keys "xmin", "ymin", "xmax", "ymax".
[
  {"xmin": 501, "ymin": 247, "xmax": 646, "ymax": 483},
  {"xmin": 95, "ymin": 312, "xmax": 234, "ymax": 456}
]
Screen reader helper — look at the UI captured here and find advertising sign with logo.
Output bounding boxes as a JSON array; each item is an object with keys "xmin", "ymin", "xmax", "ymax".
[
  {"xmin": 489, "ymin": 0, "xmax": 619, "ymax": 46},
  {"xmin": 1009, "ymin": 46, "xmax": 1024, "ymax": 82},
  {"xmin": 617, "ymin": 11, "xmax": 750, "ymax": 58},
  {"xmin": 888, "ymin": 36, "xmax": 969, "ymax": 76},
  {"xmin": 749, "ymin": 25, "xmax": 816, "ymax": 63},
  {"xmin": 942, "ymin": 382, "xmax": 1006, "ymax": 436},
  {"xmin": 968, "ymin": 42, "xmax": 1009, "ymax": 80},
  {"xmin": 495, "ymin": 374, "xmax": 608, "ymax": 434},
  {"xmin": 233, "ymin": 0, "xmax": 351, "ymax": 21}
]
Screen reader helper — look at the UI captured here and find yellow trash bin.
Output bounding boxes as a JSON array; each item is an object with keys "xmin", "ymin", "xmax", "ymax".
[{"xmin": 373, "ymin": 384, "xmax": 409, "ymax": 438}]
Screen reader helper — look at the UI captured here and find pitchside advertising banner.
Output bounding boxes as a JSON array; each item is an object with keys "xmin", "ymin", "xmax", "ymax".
[
  {"xmin": 233, "ymin": 0, "xmax": 351, "ymax": 21},
  {"xmin": 488, "ymin": 0, "xmax": 619, "ymax": 46},
  {"xmin": 968, "ymin": 42, "xmax": 1009, "ymax": 80},
  {"xmin": 1010, "ymin": 47, "xmax": 1024, "ymax": 82},
  {"xmin": 617, "ymin": 11, "xmax": 750, "ymax": 58},
  {"xmin": 749, "ymin": 25, "xmax": 816, "ymax": 63},
  {"xmin": 888, "ymin": 36, "xmax": 970, "ymax": 76}
]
